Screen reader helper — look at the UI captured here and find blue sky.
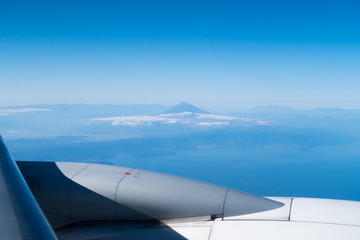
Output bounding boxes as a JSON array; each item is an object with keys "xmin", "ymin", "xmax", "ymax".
[{"xmin": 1, "ymin": 0, "xmax": 359, "ymax": 108}]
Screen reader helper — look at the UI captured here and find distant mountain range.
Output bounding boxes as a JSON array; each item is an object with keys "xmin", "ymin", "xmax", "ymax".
[
  {"xmin": 91, "ymin": 102, "xmax": 267, "ymax": 128},
  {"xmin": 1, "ymin": 102, "xmax": 360, "ymax": 139}
]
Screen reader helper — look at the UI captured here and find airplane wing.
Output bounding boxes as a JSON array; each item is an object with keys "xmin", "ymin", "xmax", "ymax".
[
  {"xmin": 0, "ymin": 135, "xmax": 57, "ymax": 240},
  {"xmin": 1, "ymin": 135, "xmax": 360, "ymax": 239}
]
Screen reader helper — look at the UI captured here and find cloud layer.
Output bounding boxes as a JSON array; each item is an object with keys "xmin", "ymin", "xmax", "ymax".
[
  {"xmin": 92, "ymin": 112, "xmax": 268, "ymax": 127},
  {"xmin": 93, "ymin": 116, "xmax": 179, "ymax": 127},
  {"xmin": 0, "ymin": 108, "xmax": 50, "ymax": 116},
  {"xmin": 8, "ymin": 130, "xmax": 31, "ymax": 134}
]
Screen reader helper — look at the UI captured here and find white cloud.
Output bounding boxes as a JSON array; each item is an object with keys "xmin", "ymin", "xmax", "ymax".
[
  {"xmin": 91, "ymin": 112, "xmax": 270, "ymax": 127},
  {"xmin": 91, "ymin": 116, "xmax": 181, "ymax": 126},
  {"xmin": 159, "ymin": 112, "xmax": 193, "ymax": 117},
  {"xmin": 195, "ymin": 113, "xmax": 239, "ymax": 120},
  {"xmin": 0, "ymin": 108, "xmax": 51, "ymax": 115},
  {"xmin": 256, "ymin": 120, "xmax": 270, "ymax": 126},
  {"xmin": 197, "ymin": 121, "xmax": 230, "ymax": 126},
  {"xmin": 196, "ymin": 113, "xmax": 268, "ymax": 125},
  {"xmin": 8, "ymin": 130, "xmax": 30, "ymax": 134}
]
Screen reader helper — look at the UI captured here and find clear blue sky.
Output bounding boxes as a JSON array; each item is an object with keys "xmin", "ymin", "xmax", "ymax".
[{"xmin": 1, "ymin": 0, "xmax": 359, "ymax": 108}]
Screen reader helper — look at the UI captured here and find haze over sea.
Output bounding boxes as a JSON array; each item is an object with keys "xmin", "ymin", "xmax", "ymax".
[{"xmin": 1, "ymin": 102, "xmax": 359, "ymax": 201}]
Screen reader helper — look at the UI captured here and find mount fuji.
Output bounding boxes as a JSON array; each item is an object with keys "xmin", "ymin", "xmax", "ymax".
[
  {"xmin": 92, "ymin": 102, "xmax": 268, "ymax": 127},
  {"xmin": 163, "ymin": 102, "xmax": 208, "ymax": 114}
]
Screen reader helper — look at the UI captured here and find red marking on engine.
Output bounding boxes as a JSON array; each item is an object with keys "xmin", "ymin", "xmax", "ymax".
[{"xmin": 124, "ymin": 172, "xmax": 132, "ymax": 175}]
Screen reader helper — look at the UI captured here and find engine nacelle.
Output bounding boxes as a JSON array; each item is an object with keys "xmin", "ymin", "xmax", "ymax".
[{"xmin": 17, "ymin": 161, "xmax": 283, "ymax": 229}]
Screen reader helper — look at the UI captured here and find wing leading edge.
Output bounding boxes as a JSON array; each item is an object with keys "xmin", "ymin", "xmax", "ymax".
[{"xmin": 0, "ymin": 135, "xmax": 57, "ymax": 240}]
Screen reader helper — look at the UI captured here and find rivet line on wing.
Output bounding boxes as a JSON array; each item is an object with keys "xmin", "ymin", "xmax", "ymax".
[
  {"xmin": 222, "ymin": 188, "xmax": 230, "ymax": 220},
  {"xmin": 114, "ymin": 168, "xmax": 135, "ymax": 219},
  {"xmin": 70, "ymin": 164, "xmax": 92, "ymax": 180}
]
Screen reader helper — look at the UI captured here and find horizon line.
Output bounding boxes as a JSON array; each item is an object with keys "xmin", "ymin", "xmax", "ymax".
[{"xmin": 1, "ymin": 102, "xmax": 360, "ymax": 111}]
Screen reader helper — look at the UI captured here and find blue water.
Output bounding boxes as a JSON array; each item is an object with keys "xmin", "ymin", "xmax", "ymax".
[{"xmin": 107, "ymin": 143, "xmax": 360, "ymax": 201}]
